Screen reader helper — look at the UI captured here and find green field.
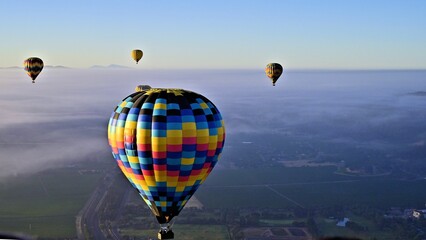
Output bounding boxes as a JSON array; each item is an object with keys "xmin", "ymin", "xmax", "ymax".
[
  {"xmin": 202, "ymin": 166, "xmax": 354, "ymax": 186},
  {"xmin": 1, "ymin": 164, "xmax": 425, "ymax": 239},
  {"xmin": 273, "ymin": 179, "xmax": 426, "ymax": 208},
  {"xmin": 316, "ymin": 216, "xmax": 394, "ymax": 240},
  {"xmin": 0, "ymin": 166, "xmax": 104, "ymax": 238},
  {"xmin": 197, "ymin": 166, "xmax": 426, "ymax": 209},
  {"xmin": 194, "ymin": 166, "xmax": 426, "ymax": 239}
]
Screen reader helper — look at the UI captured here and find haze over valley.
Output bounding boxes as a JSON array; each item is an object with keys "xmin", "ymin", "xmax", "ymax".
[{"xmin": 0, "ymin": 68, "xmax": 425, "ymax": 239}]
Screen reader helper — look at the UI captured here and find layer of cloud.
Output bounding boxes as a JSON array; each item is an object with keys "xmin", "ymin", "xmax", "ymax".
[{"xmin": 0, "ymin": 69, "xmax": 425, "ymax": 177}]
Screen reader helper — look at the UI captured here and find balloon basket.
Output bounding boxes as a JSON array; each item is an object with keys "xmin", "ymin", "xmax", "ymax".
[{"xmin": 158, "ymin": 227, "xmax": 174, "ymax": 239}]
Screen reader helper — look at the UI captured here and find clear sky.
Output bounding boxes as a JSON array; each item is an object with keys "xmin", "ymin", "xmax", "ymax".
[{"xmin": 1, "ymin": 0, "xmax": 425, "ymax": 69}]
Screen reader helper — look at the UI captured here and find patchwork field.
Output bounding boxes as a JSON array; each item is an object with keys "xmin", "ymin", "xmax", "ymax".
[{"xmin": 1, "ymin": 163, "xmax": 426, "ymax": 239}]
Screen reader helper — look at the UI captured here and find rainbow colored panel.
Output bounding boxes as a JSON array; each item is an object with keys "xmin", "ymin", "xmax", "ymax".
[{"xmin": 108, "ymin": 88, "xmax": 225, "ymax": 223}]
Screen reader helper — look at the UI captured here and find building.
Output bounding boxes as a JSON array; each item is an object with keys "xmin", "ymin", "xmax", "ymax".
[
  {"xmin": 413, "ymin": 209, "xmax": 426, "ymax": 219},
  {"xmin": 336, "ymin": 218, "xmax": 350, "ymax": 227}
]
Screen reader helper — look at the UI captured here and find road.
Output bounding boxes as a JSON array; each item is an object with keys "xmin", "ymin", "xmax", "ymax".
[
  {"xmin": 266, "ymin": 185, "xmax": 305, "ymax": 208},
  {"xmin": 76, "ymin": 173, "xmax": 112, "ymax": 240},
  {"xmin": 76, "ymin": 171, "xmax": 133, "ymax": 240},
  {"xmin": 109, "ymin": 187, "xmax": 132, "ymax": 240}
]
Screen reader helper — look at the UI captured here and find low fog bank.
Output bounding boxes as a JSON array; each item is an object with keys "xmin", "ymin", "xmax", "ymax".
[{"xmin": 0, "ymin": 69, "xmax": 425, "ymax": 177}]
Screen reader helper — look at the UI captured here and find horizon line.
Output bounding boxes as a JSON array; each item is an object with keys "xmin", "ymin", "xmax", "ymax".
[{"xmin": 2, "ymin": 65, "xmax": 426, "ymax": 72}]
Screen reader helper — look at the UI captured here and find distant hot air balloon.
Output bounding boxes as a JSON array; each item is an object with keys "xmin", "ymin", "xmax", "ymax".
[
  {"xmin": 265, "ymin": 63, "xmax": 283, "ymax": 86},
  {"xmin": 108, "ymin": 88, "xmax": 225, "ymax": 239},
  {"xmin": 24, "ymin": 57, "xmax": 44, "ymax": 83},
  {"xmin": 131, "ymin": 49, "xmax": 143, "ymax": 64},
  {"xmin": 135, "ymin": 85, "xmax": 151, "ymax": 92}
]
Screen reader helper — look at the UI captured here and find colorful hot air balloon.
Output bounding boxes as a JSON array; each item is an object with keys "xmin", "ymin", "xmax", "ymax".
[
  {"xmin": 24, "ymin": 57, "xmax": 44, "ymax": 83},
  {"xmin": 108, "ymin": 88, "xmax": 225, "ymax": 238},
  {"xmin": 265, "ymin": 63, "xmax": 283, "ymax": 86},
  {"xmin": 135, "ymin": 85, "xmax": 151, "ymax": 92},
  {"xmin": 131, "ymin": 49, "xmax": 143, "ymax": 64}
]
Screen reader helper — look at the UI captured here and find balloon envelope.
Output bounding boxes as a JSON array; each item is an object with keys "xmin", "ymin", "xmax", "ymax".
[
  {"xmin": 265, "ymin": 63, "xmax": 283, "ymax": 86},
  {"xmin": 108, "ymin": 88, "xmax": 225, "ymax": 224},
  {"xmin": 131, "ymin": 49, "xmax": 143, "ymax": 64},
  {"xmin": 24, "ymin": 57, "xmax": 44, "ymax": 83}
]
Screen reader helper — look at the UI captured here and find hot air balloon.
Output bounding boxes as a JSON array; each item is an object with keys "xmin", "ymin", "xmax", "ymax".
[
  {"xmin": 135, "ymin": 85, "xmax": 151, "ymax": 92},
  {"xmin": 265, "ymin": 63, "xmax": 283, "ymax": 86},
  {"xmin": 131, "ymin": 49, "xmax": 143, "ymax": 64},
  {"xmin": 24, "ymin": 57, "xmax": 44, "ymax": 83},
  {"xmin": 108, "ymin": 88, "xmax": 225, "ymax": 239}
]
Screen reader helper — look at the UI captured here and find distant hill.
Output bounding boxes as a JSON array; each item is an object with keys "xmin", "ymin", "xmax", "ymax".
[
  {"xmin": 45, "ymin": 65, "xmax": 70, "ymax": 69},
  {"xmin": 89, "ymin": 64, "xmax": 131, "ymax": 69},
  {"xmin": 0, "ymin": 66, "xmax": 21, "ymax": 69},
  {"xmin": 406, "ymin": 91, "xmax": 426, "ymax": 96}
]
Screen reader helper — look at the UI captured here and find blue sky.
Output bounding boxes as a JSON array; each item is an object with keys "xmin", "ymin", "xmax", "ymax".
[{"xmin": 1, "ymin": 0, "xmax": 425, "ymax": 69}]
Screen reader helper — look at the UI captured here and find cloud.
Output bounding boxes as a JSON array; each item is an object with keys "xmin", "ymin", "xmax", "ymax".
[
  {"xmin": 0, "ymin": 117, "xmax": 109, "ymax": 178},
  {"xmin": 0, "ymin": 69, "xmax": 425, "ymax": 177}
]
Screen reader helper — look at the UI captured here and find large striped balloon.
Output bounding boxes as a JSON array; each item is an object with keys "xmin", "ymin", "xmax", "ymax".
[
  {"xmin": 24, "ymin": 57, "xmax": 44, "ymax": 83},
  {"xmin": 108, "ymin": 88, "xmax": 225, "ymax": 224}
]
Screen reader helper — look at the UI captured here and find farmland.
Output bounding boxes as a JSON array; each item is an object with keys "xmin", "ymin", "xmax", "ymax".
[
  {"xmin": 112, "ymin": 164, "xmax": 426, "ymax": 240},
  {"xmin": 197, "ymin": 166, "xmax": 426, "ymax": 209},
  {"xmin": 1, "ymin": 142, "xmax": 426, "ymax": 239},
  {"xmin": 0, "ymin": 162, "xmax": 105, "ymax": 238}
]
